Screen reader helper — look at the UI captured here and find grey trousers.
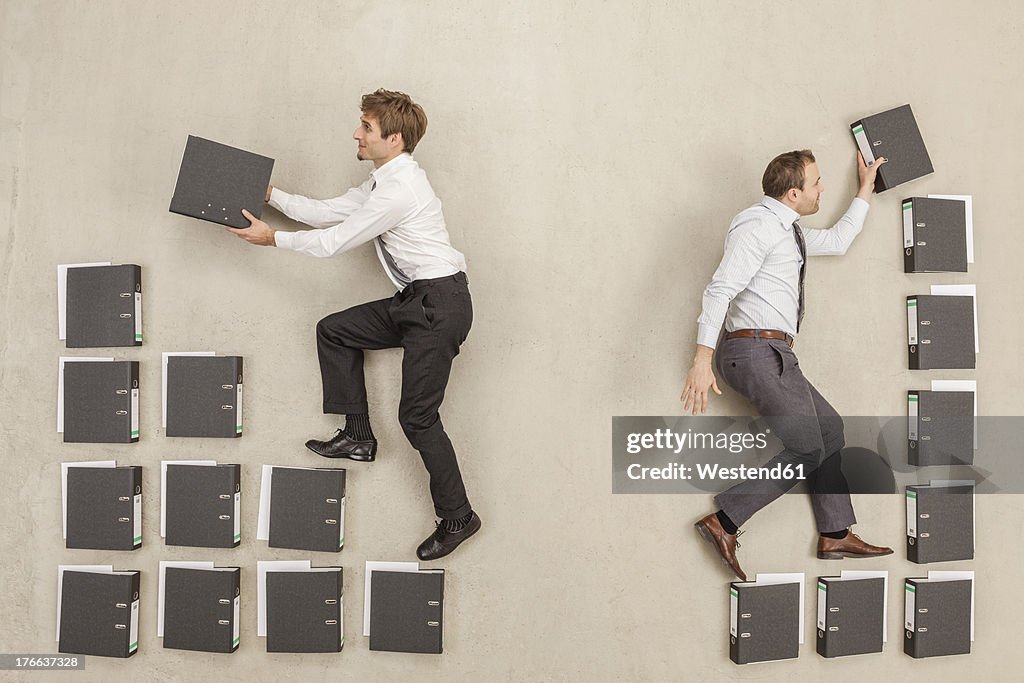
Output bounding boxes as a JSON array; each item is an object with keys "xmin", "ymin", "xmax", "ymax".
[{"xmin": 712, "ymin": 336, "xmax": 857, "ymax": 533}]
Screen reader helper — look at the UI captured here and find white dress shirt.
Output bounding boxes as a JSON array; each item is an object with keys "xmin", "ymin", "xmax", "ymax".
[
  {"xmin": 269, "ymin": 153, "xmax": 466, "ymax": 289},
  {"xmin": 696, "ymin": 195, "xmax": 870, "ymax": 348}
]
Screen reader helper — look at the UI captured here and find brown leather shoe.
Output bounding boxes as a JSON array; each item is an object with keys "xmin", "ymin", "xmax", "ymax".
[
  {"xmin": 695, "ymin": 513, "xmax": 747, "ymax": 581},
  {"xmin": 817, "ymin": 531, "xmax": 893, "ymax": 559}
]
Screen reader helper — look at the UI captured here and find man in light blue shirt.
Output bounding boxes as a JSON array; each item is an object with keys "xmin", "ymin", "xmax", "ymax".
[{"xmin": 684, "ymin": 150, "xmax": 893, "ymax": 580}]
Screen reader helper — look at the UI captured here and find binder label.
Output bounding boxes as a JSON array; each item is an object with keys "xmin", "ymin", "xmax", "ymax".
[
  {"xmin": 903, "ymin": 200, "xmax": 914, "ymax": 249},
  {"xmin": 817, "ymin": 582, "xmax": 827, "ymax": 631},
  {"xmin": 904, "ymin": 584, "xmax": 916, "ymax": 631},
  {"xmin": 233, "ymin": 595, "xmax": 240, "ymax": 647},
  {"xmin": 906, "ymin": 490, "xmax": 918, "ymax": 537},
  {"xmin": 339, "ymin": 497, "xmax": 346, "ymax": 548},
  {"xmin": 133, "ymin": 493, "xmax": 142, "ymax": 545},
  {"xmin": 129, "ymin": 599, "xmax": 140, "ymax": 653},
  {"xmin": 236, "ymin": 384, "xmax": 243, "ymax": 434},
  {"xmin": 729, "ymin": 589, "xmax": 738, "ymax": 637},
  {"xmin": 852, "ymin": 124, "xmax": 876, "ymax": 164},
  {"xmin": 134, "ymin": 292, "xmax": 142, "ymax": 341},
  {"xmin": 907, "ymin": 299, "xmax": 918, "ymax": 345},
  {"xmin": 233, "ymin": 492, "xmax": 241, "ymax": 542},
  {"xmin": 908, "ymin": 393, "xmax": 919, "ymax": 441},
  {"xmin": 131, "ymin": 388, "xmax": 139, "ymax": 438}
]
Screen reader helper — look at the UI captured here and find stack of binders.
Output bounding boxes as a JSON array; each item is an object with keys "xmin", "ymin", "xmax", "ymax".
[
  {"xmin": 727, "ymin": 574, "xmax": 802, "ymax": 665},
  {"xmin": 906, "ymin": 482, "xmax": 975, "ymax": 564},
  {"xmin": 160, "ymin": 565, "xmax": 241, "ymax": 653},
  {"xmin": 63, "ymin": 462, "xmax": 142, "ymax": 550},
  {"xmin": 366, "ymin": 563, "xmax": 445, "ymax": 654},
  {"xmin": 815, "ymin": 573, "xmax": 886, "ymax": 658},
  {"xmin": 258, "ymin": 562, "xmax": 344, "ymax": 653},
  {"xmin": 163, "ymin": 462, "xmax": 241, "ymax": 548},
  {"xmin": 57, "ymin": 567, "xmax": 141, "ymax": 658},
  {"xmin": 257, "ymin": 465, "xmax": 346, "ymax": 552},
  {"xmin": 904, "ymin": 573, "xmax": 974, "ymax": 658}
]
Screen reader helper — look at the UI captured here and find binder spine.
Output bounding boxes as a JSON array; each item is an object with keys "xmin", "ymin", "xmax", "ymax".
[
  {"xmin": 907, "ymin": 298, "xmax": 921, "ymax": 369},
  {"xmin": 851, "ymin": 122, "xmax": 876, "ymax": 165},
  {"xmin": 228, "ymin": 570, "xmax": 241, "ymax": 651},
  {"xmin": 815, "ymin": 582, "xmax": 828, "ymax": 657},
  {"xmin": 127, "ymin": 572, "xmax": 141, "ymax": 656},
  {"xmin": 231, "ymin": 465, "xmax": 242, "ymax": 546},
  {"xmin": 132, "ymin": 266, "xmax": 143, "ymax": 344},
  {"xmin": 906, "ymin": 490, "xmax": 921, "ymax": 563},
  {"xmin": 128, "ymin": 362, "xmax": 140, "ymax": 441},
  {"xmin": 234, "ymin": 359, "xmax": 243, "ymax": 436},
  {"xmin": 729, "ymin": 586, "xmax": 742, "ymax": 663},
  {"xmin": 908, "ymin": 392, "xmax": 920, "ymax": 463},
  {"xmin": 903, "ymin": 200, "xmax": 917, "ymax": 272},
  {"xmin": 131, "ymin": 467, "xmax": 143, "ymax": 548}
]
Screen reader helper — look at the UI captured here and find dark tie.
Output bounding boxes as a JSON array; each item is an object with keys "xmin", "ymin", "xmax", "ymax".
[
  {"xmin": 369, "ymin": 180, "xmax": 411, "ymax": 287},
  {"xmin": 793, "ymin": 221, "xmax": 806, "ymax": 331}
]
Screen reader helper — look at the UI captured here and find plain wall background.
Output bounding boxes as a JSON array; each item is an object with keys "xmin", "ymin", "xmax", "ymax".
[{"xmin": 1, "ymin": 1, "xmax": 1021, "ymax": 680}]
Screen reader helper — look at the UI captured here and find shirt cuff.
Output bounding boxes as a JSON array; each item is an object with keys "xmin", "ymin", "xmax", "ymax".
[
  {"xmin": 274, "ymin": 229, "xmax": 295, "ymax": 251},
  {"xmin": 268, "ymin": 187, "xmax": 290, "ymax": 213},
  {"xmin": 696, "ymin": 323, "xmax": 722, "ymax": 350}
]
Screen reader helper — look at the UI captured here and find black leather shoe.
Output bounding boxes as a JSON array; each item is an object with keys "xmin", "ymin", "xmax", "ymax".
[
  {"xmin": 304, "ymin": 429, "xmax": 377, "ymax": 461},
  {"xmin": 416, "ymin": 513, "xmax": 482, "ymax": 561}
]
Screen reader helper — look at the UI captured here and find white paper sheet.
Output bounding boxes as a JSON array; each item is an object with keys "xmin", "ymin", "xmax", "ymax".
[
  {"xmin": 160, "ymin": 460, "xmax": 217, "ymax": 537},
  {"xmin": 363, "ymin": 561, "xmax": 420, "ymax": 636},
  {"xmin": 57, "ymin": 262, "xmax": 111, "ymax": 339},
  {"xmin": 57, "ymin": 357, "xmax": 113, "ymax": 432},
  {"xmin": 161, "ymin": 352, "xmax": 215, "ymax": 427}
]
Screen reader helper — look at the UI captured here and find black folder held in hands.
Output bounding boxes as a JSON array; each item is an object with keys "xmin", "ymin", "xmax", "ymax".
[
  {"xmin": 169, "ymin": 135, "xmax": 274, "ymax": 229},
  {"xmin": 850, "ymin": 104, "xmax": 933, "ymax": 192}
]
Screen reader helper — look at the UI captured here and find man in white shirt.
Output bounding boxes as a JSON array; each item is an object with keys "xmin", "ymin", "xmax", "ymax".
[
  {"xmin": 682, "ymin": 150, "xmax": 892, "ymax": 580},
  {"xmin": 227, "ymin": 89, "xmax": 479, "ymax": 561}
]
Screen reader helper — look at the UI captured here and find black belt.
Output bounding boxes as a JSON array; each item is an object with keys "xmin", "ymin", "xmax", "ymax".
[{"xmin": 725, "ymin": 329, "xmax": 795, "ymax": 348}]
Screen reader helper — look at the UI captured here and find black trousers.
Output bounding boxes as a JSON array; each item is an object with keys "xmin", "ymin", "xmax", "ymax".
[{"xmin": 315, "ymin": 272, "xmax": 473, "ymax": 519}]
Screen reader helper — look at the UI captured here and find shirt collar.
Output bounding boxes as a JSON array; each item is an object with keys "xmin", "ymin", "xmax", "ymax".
[
  {"xmin": 369, "ymin": 152, "xmax": 414, "ymax": 183},
  {"xmin": 760, "ymin": 195, "xmax": 800, "ymax": 230}
]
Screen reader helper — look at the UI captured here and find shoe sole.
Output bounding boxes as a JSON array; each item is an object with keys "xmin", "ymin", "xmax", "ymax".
[
  {"xmin": 695, "ymin": 521, "xmax": 746, "ymax": 580},
  {"xmin": 817, "ymin": 550, "xmax": 894, "ymax": 560},
  {"xmin": 304, "ymin": 442, "xmax": 375, "ymax": 462}
]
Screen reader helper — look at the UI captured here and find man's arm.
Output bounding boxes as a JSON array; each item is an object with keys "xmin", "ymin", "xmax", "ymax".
[
  {"xmin": 802, "ymin": 152, "xmax": 887, "ymax": 256},
  {"xmin": 267, "ymin": 183, "xmax": 371, "ymax": 229},
  {"xmin": 681, "ymin": 219, "xmax": 773, "ymax": 415},
  {"xmin": 226, "ymin": 179, "xmax": 413, "ymax": 255}
]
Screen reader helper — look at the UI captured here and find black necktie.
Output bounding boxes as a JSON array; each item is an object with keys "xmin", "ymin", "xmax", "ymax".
[
  {"xmin": 793, "ymin": 221, "xmax": 806, "ymax": 331},
  {"xmin": 370, "ymin": 179, "xmax": 411, "ymax": 287}
]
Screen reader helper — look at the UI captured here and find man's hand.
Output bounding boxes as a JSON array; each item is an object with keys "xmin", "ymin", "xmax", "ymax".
[
  {"xmin": 681, "ymin": 345, "xmax": 721, "ymax": 415},
  {"xmin": 855, "ymin": 151, "xmax": 888, "ymax": 202},
  {"xmin": 226, "ymin": 209, "xmax": 277, "ymax": 246}
]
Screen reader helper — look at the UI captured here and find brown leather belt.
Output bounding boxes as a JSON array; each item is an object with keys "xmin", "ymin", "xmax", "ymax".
[{"xmin": 725, "ymin": 328, "xmax": 795, "ymax": 348}]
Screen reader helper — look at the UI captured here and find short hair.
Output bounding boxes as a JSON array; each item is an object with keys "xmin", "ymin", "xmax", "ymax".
[
  {"xmin": 761, "ymin": 149, "xmax": 816, "ymax": 198},
  {"xmin": 360, "ymin": 89, "xmax": 428, "ymax": 153}
]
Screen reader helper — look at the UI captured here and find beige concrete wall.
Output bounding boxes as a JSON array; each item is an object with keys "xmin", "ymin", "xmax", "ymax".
[{"xmin": 1, "ymin": 0, "xmax": 1021, "ymax": 680}]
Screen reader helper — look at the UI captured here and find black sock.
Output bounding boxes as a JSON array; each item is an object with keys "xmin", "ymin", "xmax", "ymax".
[
  {"xmin": 343, "ymin": 413, "xmax": 374, "ymax": 441},
  {"xmin": 716, "ymin": 510, "xmax": 739, "ymax": 535},
  {"xmin": 820, "ymin": 528, "xmax": 849, "ymax": 539},
  {"xmin": 441, "ymin": 511, "xmax": 474, "ymax": 532}
]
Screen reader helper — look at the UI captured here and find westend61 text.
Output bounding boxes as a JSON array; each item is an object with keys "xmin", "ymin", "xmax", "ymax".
[{"xmin": 626, "ymin": 462, "xmax": 807, "ymax": 481}]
